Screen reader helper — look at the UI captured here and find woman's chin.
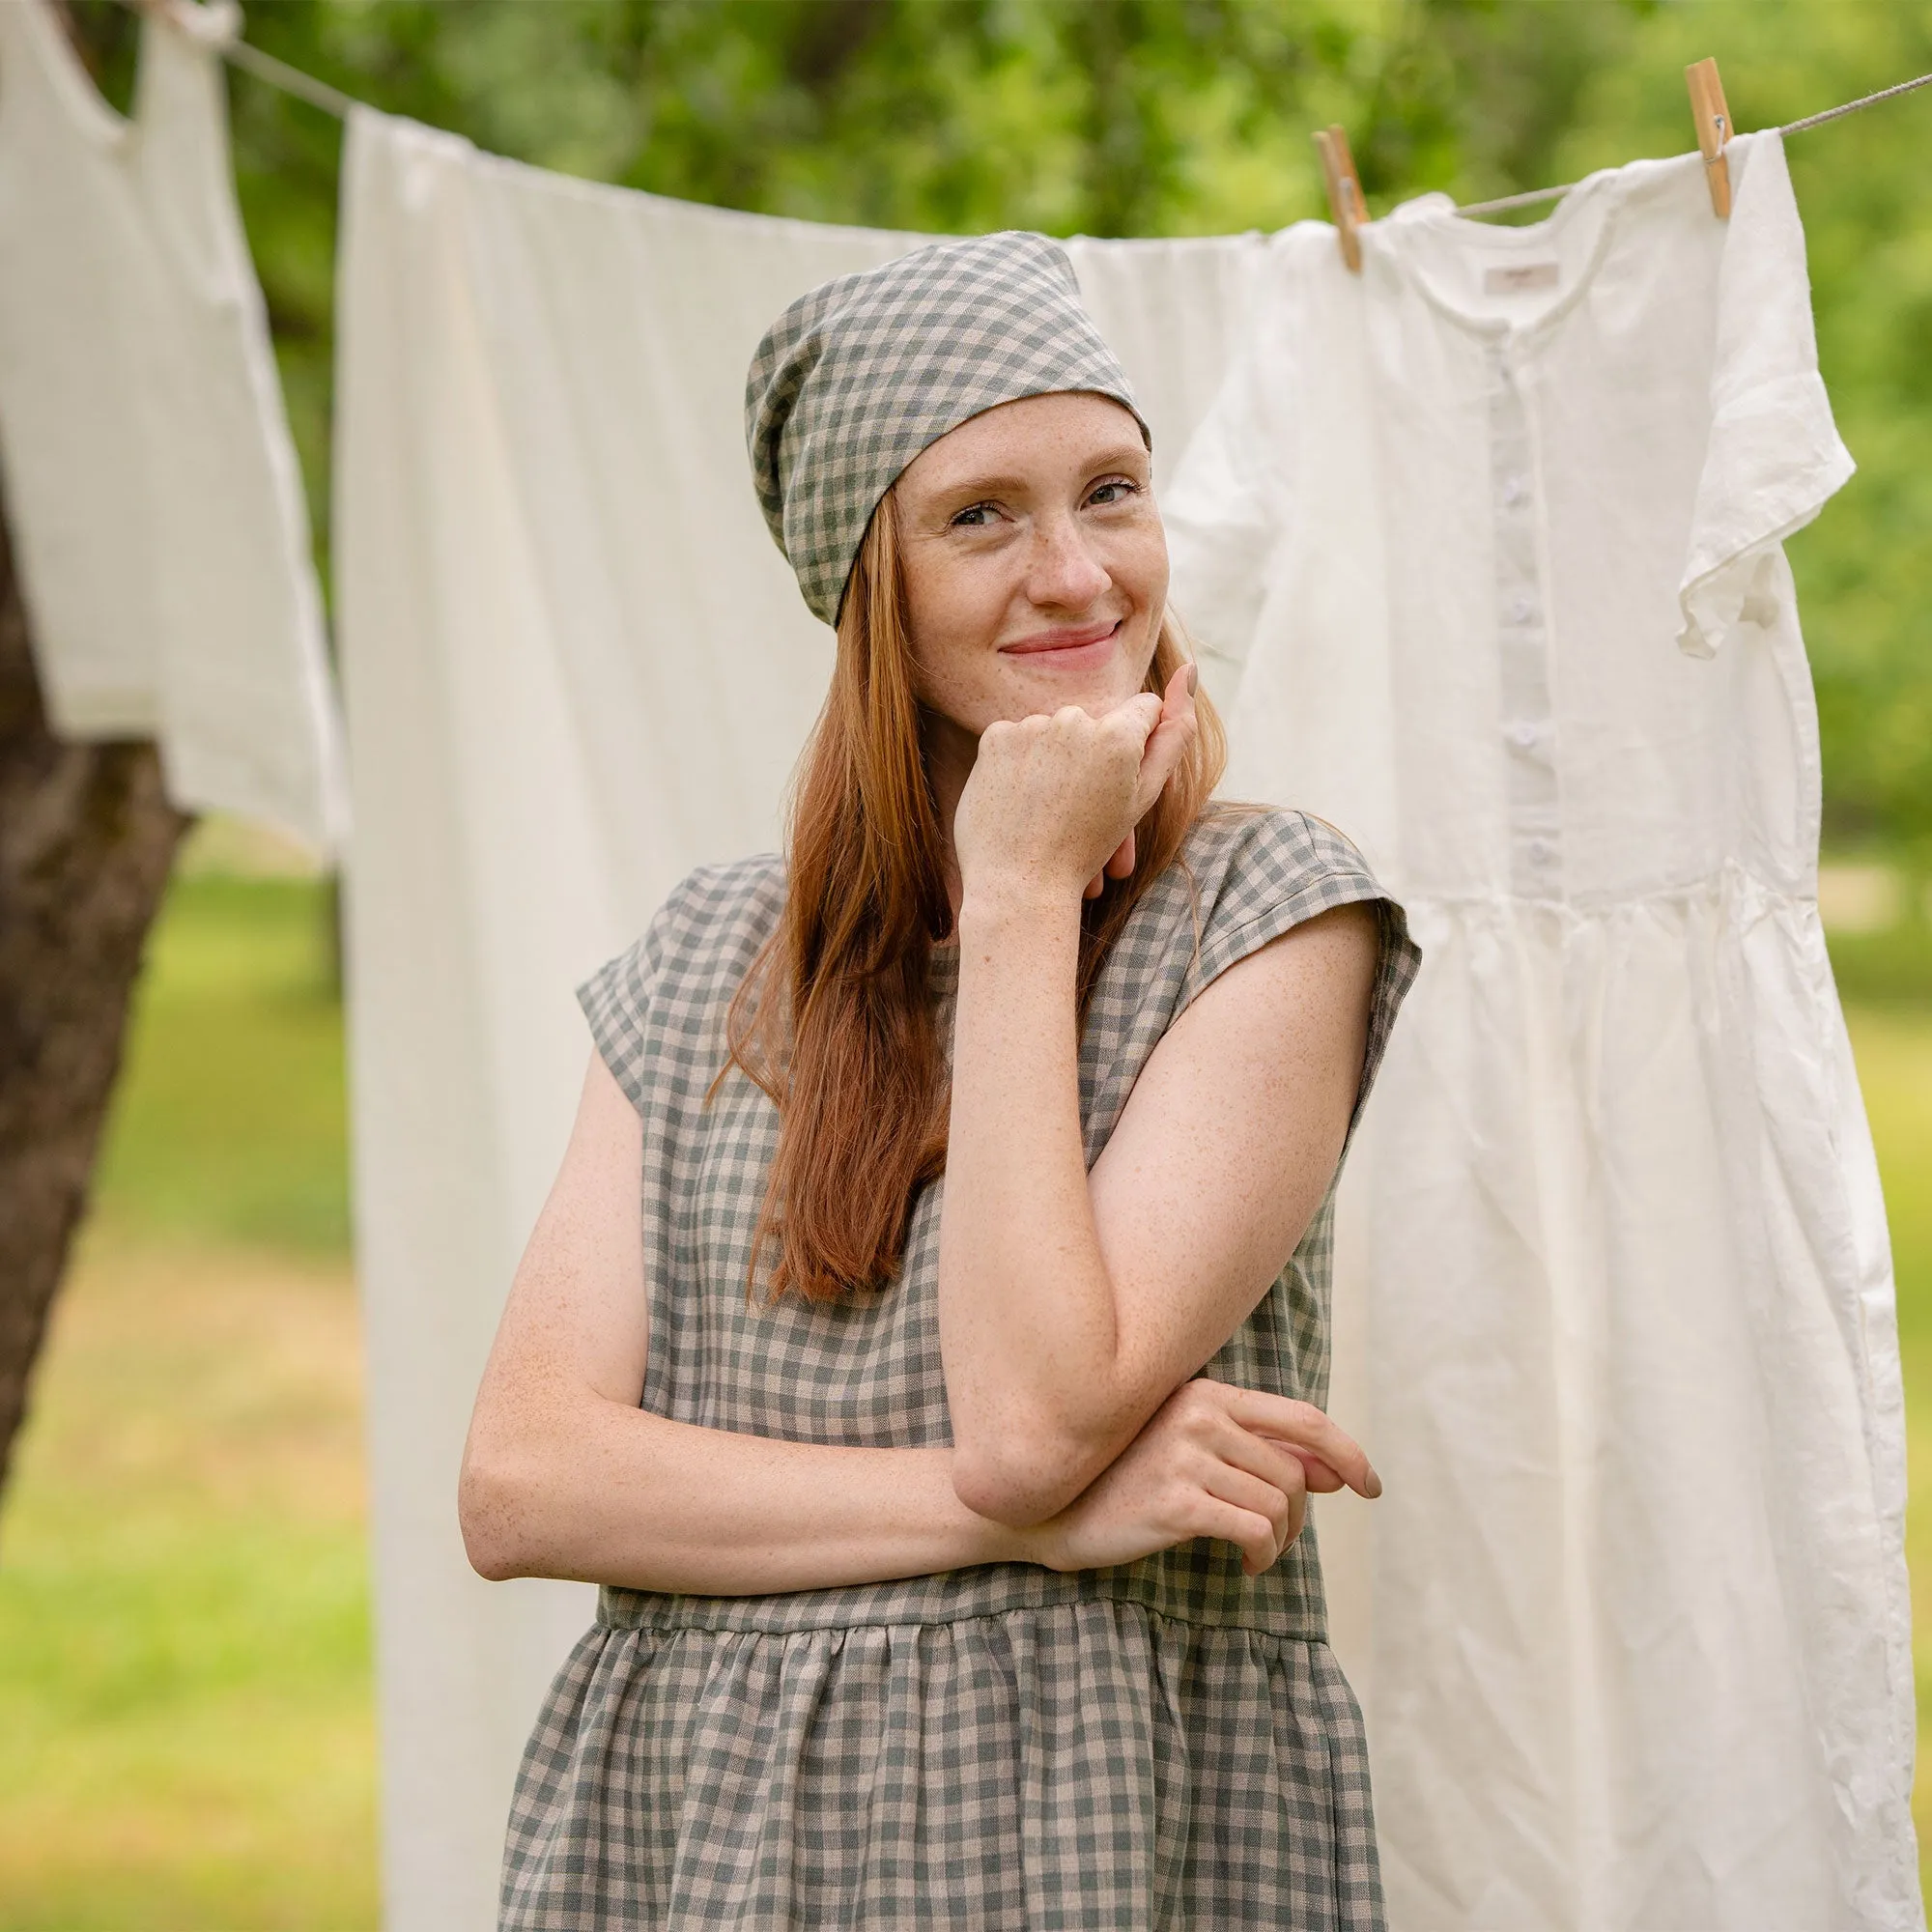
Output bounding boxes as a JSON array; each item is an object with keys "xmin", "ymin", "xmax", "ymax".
[{"xmin": 998, "ymin": 657, "xmax": 1152, "ymax": 722}]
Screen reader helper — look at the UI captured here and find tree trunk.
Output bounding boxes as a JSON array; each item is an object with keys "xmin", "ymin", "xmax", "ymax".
[{"xmin": 0, "ymin": 473, "xmax": 189, "ymax": 1498}]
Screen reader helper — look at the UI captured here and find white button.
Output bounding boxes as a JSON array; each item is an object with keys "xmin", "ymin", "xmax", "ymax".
[
  {"xmin": 1501, "ymin": 474, "xmax": 1527, "ymax": 506},
  {"xmin": 1526, "ymin": 837, "xmax": 1556, "ymax": 865},
  {"xmin": 1506, "ymin": 720, "xmax": 1546, "ymax": 752},
  {"xmin": 1509, "ymin": 593, "xmax": 1535, "ymax": 623}
]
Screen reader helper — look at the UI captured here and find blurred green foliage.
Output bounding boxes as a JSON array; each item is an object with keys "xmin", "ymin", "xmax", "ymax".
[
  {"xmin": 63, "ymin": 0, "xmax": 1931, "ymax": 858},
  {"xmin": 1829, "ymin": 918, "xmax": 1932, "ymax": 1009}
]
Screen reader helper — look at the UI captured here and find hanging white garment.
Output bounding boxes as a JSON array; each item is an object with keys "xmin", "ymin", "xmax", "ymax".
[
  {"xmin": 333, "ymin": 106, "xmax": 1261, "ymax": 1930},
  {"xmin": 1165, "ymin": 131, "xmax": 1917, "ymax": 1932},
  {"xmin": 0, "ymin": 0, "xmax": 345, "ymax": 852}
]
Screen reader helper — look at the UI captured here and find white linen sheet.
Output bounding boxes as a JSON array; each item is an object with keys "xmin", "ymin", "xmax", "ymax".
[{"xmin": 333, "ymin": 107, "xmax": 1261, "ymax": 1927}]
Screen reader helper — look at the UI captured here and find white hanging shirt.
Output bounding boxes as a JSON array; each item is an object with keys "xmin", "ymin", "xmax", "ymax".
[
  {"xmin": 331, "ymin": 107, "xmax": 1263, "ymax": 1930},
  {"xmin": 1166, "ymin": 131, "xmax": 1918, "ymax": 1932},
  {"xmin": 0, "ymin": 0, "xmax": 347, "ymax": 852}
]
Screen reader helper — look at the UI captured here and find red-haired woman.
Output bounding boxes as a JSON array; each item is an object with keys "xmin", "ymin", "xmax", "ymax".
[{"xmin": 462, "ymin": 232, "xmax": 1419, "ymax": 1930}]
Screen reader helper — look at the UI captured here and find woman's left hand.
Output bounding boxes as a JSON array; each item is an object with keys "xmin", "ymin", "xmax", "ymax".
[
  {"xmin": 1020, "ymin": 1378, "xmax": 1379, "ymax": 1578},
  {"xmin": 952, "ymin": 661, "xmax": 1199, "ymax": 906}
]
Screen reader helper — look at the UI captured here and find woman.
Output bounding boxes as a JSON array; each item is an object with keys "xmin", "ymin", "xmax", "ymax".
[{"xmin": 461, "ymin": 231, "xmax": 1419, "ymax": 1929}]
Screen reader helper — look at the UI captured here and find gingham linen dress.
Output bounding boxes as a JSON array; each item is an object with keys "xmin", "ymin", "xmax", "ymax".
[{"xmin": 501, "ymin": 803, "xmax": 1419, "ymax": 1930}]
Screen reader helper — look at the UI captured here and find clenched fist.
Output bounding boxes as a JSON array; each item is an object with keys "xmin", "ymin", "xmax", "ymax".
[{"xmin": 952, "ymin": 661, "xmax": 1199, "ymax": 905}]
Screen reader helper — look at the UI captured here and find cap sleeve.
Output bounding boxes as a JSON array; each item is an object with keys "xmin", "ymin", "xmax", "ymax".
[
  {"xmin": 1181, "ymin": 808, "xmax": 1421, "ymax": 1132},
  {"xmin": 1676, "ymin": 131, "xmax": 1855, "ymax": 660},
  {"xmin": 576, "ymin": 854, "xmax": 787, "ymax": 1118},
  {"xmin": 575, "ymin": 902, "xmax": 675, "ymax": 1118}
]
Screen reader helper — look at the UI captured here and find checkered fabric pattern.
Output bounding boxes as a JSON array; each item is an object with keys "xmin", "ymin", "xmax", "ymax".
[
  {"xmin": 745, "ymin": 230, "xmax": 1151, "ymax": 627},
  {"xmin": 500, "ymin": 804, "xmax": 1420, "ymax": 1929}
]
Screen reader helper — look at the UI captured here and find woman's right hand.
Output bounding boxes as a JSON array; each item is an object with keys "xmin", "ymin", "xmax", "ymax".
[
  {"xmin": 952, "ymin": 663, "xmax": 1199, "ymax": 911},
  {"xmin": 1021, "ymin": 1379, "xmax": 1380, "ymax": 1578}
]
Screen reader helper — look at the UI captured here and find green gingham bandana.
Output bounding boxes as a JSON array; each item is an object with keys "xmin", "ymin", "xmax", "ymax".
[{"xmin": 745, "ymin": 231, "xmax": 1151, "ymax": 628}]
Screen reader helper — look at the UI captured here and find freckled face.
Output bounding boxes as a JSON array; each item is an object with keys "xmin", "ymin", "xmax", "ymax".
[{"xmin": 893, "ymin": 391, "xmax": 1167, "ymax": 747}]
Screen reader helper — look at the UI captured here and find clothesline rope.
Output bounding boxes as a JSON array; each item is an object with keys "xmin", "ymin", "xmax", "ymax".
[
  {"xmin": 1780, "ymin": 67, "xmax": 1932, "ymax": 135},
  {"xmin": 222, "ymin": 34, "xmax": 355, "ymax": 119},
  {"xmin": 121, "ymin": 0, "xmax": 1932, "ymax": 220},
  {"xmin": 1455, "ymin": 183, "xmax": 1573, "ymax": 217},
  {"xmin": 1458, "ymin": 67, "xmax": 1932, "ymax": 215}
]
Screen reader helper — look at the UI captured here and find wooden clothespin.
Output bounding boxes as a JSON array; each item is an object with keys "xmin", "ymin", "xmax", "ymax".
[
  {"xmin": 1313, "ymin": 125, "xmax": 1366, "ymax": 272},
  {"xmin": 1685, "ymin": 58, "xmax": 1733, "ymax": 217}
]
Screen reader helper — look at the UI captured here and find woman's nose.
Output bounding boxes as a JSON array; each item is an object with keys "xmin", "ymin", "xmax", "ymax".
[{"xmin": 1025, "ymin": 514, "xmax": 1111, "ymax": 611}]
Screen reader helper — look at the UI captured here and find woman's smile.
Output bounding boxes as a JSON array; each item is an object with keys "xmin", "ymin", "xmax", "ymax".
[{"xmin": 998, "ymin": 616, "xmax": 1123, "ymax": 668}]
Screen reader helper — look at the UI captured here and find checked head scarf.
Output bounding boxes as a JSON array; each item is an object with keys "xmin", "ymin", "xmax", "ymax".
[{"xmin": 745, "ymin": 231, "xmax": 1151, "ymax": 628}]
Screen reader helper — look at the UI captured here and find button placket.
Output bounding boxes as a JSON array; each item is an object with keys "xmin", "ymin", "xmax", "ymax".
[{"xmin": 1489, "ymin": 334, "xmax": 1560, "ymax": 897}]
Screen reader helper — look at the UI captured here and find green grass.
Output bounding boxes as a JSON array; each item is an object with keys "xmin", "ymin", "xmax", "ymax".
[
  {"xmin": 88, "ymin": 873, "xmax": 349, "ymax": 1255},
  {"xmin": 0, "ymin": 867, "xmax": 374, "ymax": 1931},
  {"xmin": 0, "ymin": 867, "xmax": 1928, "ymax": 1926},
  {"xmin": 0, "ymin": 1238, "xmax": 378, "ymax": 1932}
]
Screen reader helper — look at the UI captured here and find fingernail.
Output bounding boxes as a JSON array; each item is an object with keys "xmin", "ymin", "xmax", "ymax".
[
  {"xmin": 1366, "ymin": 1468, "xmax": 1383, "ymax": 1499},
  {"xmin": 1185, "ymin": 662, "xmax": 1199, "ymax": 696}
]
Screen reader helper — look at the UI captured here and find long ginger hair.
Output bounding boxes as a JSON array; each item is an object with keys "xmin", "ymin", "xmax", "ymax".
[{"xmin": 723, "ymin": 487, "xmax": 1229, "ymax": 1302}]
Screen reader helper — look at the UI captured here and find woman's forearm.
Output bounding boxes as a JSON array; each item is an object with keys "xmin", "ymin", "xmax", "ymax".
[
  {"xmin": 459, "ymin": 1388, "xmax": 1033, "ymax": 1595},
  {"xmin": 939, "ymin": 880, "xmax": 1136, "ymax": 1523}
]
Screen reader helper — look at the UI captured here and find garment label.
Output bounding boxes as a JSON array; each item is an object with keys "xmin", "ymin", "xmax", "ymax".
[{"xmin": 1485, "ymin": 262, "xmax": 1561, "ymax": 295}]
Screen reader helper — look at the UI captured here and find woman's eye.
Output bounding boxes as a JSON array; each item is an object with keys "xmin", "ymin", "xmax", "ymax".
[
  {"xmin": 1088, "ymin": 478, "xmax": 1140, "ymax": 507},
  {"xmin": 950, "ymin": 502, "xmax": 998, "ymax": 528}
]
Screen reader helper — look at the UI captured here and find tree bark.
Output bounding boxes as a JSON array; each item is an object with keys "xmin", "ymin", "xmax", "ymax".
[{"xmin": 0, "ymin": 474, "xmax": 189, "ymax": 1497}]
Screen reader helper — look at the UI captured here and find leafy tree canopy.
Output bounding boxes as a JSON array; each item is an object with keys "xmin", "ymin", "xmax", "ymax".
[{"xmin": 67, "ymin": 0, "xmax": 1932, "ymax": 862}]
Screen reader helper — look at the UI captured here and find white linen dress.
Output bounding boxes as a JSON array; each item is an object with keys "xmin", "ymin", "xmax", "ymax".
[{"xmin": 1165, "ymin": 129, "xmax": 1918, "ymax": 1932}]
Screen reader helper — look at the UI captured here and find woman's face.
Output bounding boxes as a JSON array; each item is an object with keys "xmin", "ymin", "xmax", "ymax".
[{"xmin": 894, "ymin": 391, "xmax": 1167, "ymax": 747}]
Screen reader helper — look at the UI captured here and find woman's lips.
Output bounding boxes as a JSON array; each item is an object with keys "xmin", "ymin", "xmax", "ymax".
[{"xmin": 998, "ymin": 618, "xmax": 1122, "ymax": 659}]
